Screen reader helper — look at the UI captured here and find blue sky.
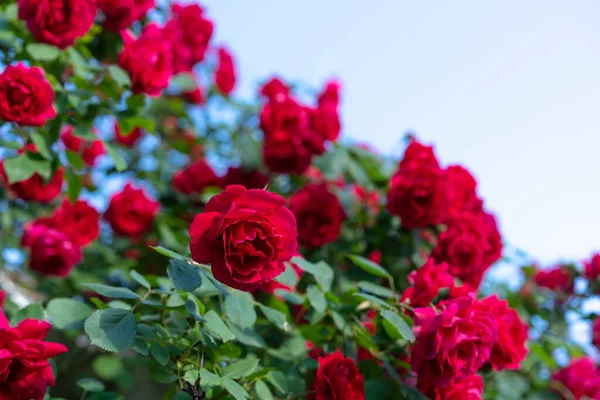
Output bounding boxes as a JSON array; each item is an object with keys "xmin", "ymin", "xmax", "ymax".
[{"xmin": 203, "ymin": 0, "xmax": 600, "ymax": 266}]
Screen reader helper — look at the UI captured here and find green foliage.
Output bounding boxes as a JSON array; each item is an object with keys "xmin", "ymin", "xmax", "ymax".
[{"xmin": 85, "ymin": 309, "xmax": 137, "ymax": 352}]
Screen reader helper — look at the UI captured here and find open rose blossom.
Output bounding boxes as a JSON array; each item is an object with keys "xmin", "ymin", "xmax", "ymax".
[
  {"xmin": 119, "ymin": 24, "xmax": 173, "ymax": 96},
  {"xmin": 585, "ymin": 253, "xmax": 600, "ymax": 281},
  {"xmin": 42, "ymin": 199, "xmax": 100, "ymax": 247},
  {"xmin": 219, "ymin": 167, "xmax": 268, "ymax": 190},
  {"xmin": 0, "ymin": 63, "xmax": 56, "ymax": 127},
  {"xmin": 189, "ymin": 185, "xmax": 297, "ymax": 291},
  {"xmin": 310, "ymin": 79, "xmax": 342, "ymax": 142},
  {"xmin": 592, "ymin": 317, "xmax": 600, "ymax": 349},
  {"xmin": 552, "ymin": 357, "xmax": 600, "ymax": 400},
  {"xmin": 21, "ymin": 221, "xmax": 82, "ymax": 277},
  {"xmin": 99, "ymin": 0, "xmax": 155, "ymax": 31},
  {"xmin": 214, "ymin": 47, "xmax": 236, "ymax": 95},
  {"xmin": 114, "ymin": 123, "xmax": 143, "ymax": 147},
  {"xmin": 400, "ymin": 259, "xmax": 456, "ymax": 308},
  {"xmin": 411, "ymin": 296, "xmax": 497, "ymax": 394},
  {"xmin": 289, "ymin": 183, "xmax": 345, "ymax": 248},
  {"xmin": 173, "ymin": 160, "xmax": 219, "ymax": 196},
  {"xmin": 445, "ymin": 165, "xmax": 483, "ymax": 214},
  {"xmin": 313, "ymin": 350, "xmax": 365, "ymax": 400},
  {"xmin": 105, "ymin": 183, "xmax": 160, "ymax": 240},
  {"xmin": 534, "ymin": 266, "xmax": 574, "ymax": 294},
  {"xmin": 434, "ymin": 374, "xmax": 484, "ymax": 400},
  {"xmin": 475, "ymin": 295, "xmax": 528, "ymax": 371},
  {"xmin": 0, "ymin": 308, "xmax": 68, "ymax": 400},
  {"xmin": 60, "ymin": 126, "xmax": 105, "ymax": 167},
  {"xmin": 18, "ymin": 0, "xmax": 97, "ymax": 49}
]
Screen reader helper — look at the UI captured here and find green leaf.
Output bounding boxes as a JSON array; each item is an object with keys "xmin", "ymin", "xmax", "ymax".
[
  {"xmin": 222, "ymin": 377, "xmax": 249, "ymax": 400},
  {"xmin": 259, "ymin": 305, "xmax": 289, "ymax": 331},
  {"xmin": 330, "ymin": 311, "xmax": 351, "ymax": 335},
  {"xmin": 67, "ymin": 47, "xmax": 87, "ymax": 75},
  {"xmin": 76, "ymin": 378, "xmax": 105, "ymax": 393},
  {"xmin": 354, "ymin": 293, "xmax": 392, "ymax": 309},
  {"xmin": 149, "ymin": 343, "xmax": 170, "ymax": 366},
  {"xmin": 227, "ymin": 322, "xmax": 266, "ymax": 348},
  {"xmin": 10, "ymin": 303, "xmax": 44, "ymax": 325},
  {"xmin": 185, "ymin": 298, "xmax": 204, "ymax": 321},
  {"xmin": 223, "ymin": 358, "xmax": 259, "ymax": 379},
  {"xmin": 346, "ymin": 157, "xmax": 371, "ymax": 186},
  {"xmin": 380, "ymin": 310, "xmax": 414, "ymax": 342},
  {"xmin": 30, "ymin": 132, "xmax": 51, "ymax": 160},
  {"xmin": 65, "ymin": 149, "xmax": 86, "ymax": 170},
  {"xmin": 88, "ymin": 393, "xmax": 124, "ymax": 400},
  {"xmin": 224, "ymin": 291, "xmax": 257, "ymax": 329},
  {"xmin": 149, "ymin": 362, "xmax": 178, "ymax": 384},
  {"xmin": 170, "ymin": 73, "xmax": 197, "ymax": 91},
  {"xmin": 103, "ymin": 142, "xmax": 127, "ymax": 172},
  {"xmin": 167, "ymin": 260, "xmax": 203, "ymax": 292},
  {"xmin": 132, "ymin": 338, "xmax": 148, "ymax": 355},
  {"xmin": 204, "ymin": 310, "xmax": 235, "ymax": 342},
  {"xmin": 150, "ymin": 245, "xmax": 187, "ymax": 260},
  {"xmin": 254, "ymin": 380, "xmax": 274, "ymax": 400},
  {"xmin": 358, "ymin": 281, "xmax": 395, "ymax": 298},
  {"xmin": 278, "ymin": 262, "xmax": 301, "ymax": 288},
  {"xmin": 173, "ymin": 392, "xmax": 193, "ymax": 400},
  {"xmin": 117, "ymin": 116, "xmax": 155, "ymax": 134},
  {"xmin": 84, "ymin": 309, "xmax": 137, "ymax": 352},
  {"xmin": 266, "ymin": 371, "xmax": 305, "ymax": 395},
  {"xmin": 3, "ymin": 154, "xmax": 48, "ymax": 184},
  {"xmin": 4, "ymin": 4, "xmax": 17, "ymax": 21},
  {"xmin": 84, "ymin": 283, "xmax": 140, "ymax": 300},
  {"xmin": 108, "ymin": 65, "xmax": 131, "ymax": 87},
  {"xmin": 306, "ymin": 285, "xmax": 327, "ymax": 313},
  {"xmin": 26, "ymin": 43, "xmax": 61, "ymax": 61},
  {"xmin": 273, "ymin": 290, "xmax": 304, "ymax": 305},
  {"xmin": 292, "ymin": 257, "xmax": 334, "ymax": 292},
  {"xmin": 129, "ymin": 270, "xmax": 151, "ymax": 289},
  {"xmin": 200, "ymin": 369, "xmax": 222, "ymax": 387},
  {"xmin": 64, "ymin": 169, "xmax": 82, "ymax": 202},
  {"xmin": 46, "ymin": 298, "xmax": 93, "ymax": 330},
  {"xmin": 347, "ymin": 254, "xmax": 391, "ymax": 278}
]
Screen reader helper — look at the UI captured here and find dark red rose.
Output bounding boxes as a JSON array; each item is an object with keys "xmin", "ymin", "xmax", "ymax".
[
  {"xmin": 99, "ymin": 0, "xmax": 154, "ymax": 31},
  {"xmin": 592, "ymin": 318, "xmax": 600, "ymax": 349},
  {"xmin": 260, "ymin": 77, "xmax": 289, "ymax": 101},
  {"xmin": 18, "ymin": 0, "xmax": 97, "ymax": 49},
  {"xmin": 534, "ymin": 266, "xmax": 574, "ymax": 293},
  {"xmin": 119, "ymin": 24, "xmax": 173, "ymax": 96},
  {"xmin": 0, "ymin": 310, "xmax": 68, "ymax": 400},
  {"xmin": 189, "ymin": 185, "xmax": 298, "ymax": 291},
  {"xmin": 45, "ymin": 199, "xmax": 100, "ymax": 247},
  {"xmin": 480, "ymin": 211, "xmax": 503, "ymax": 267},
  {"xmin": 445, "ymin": 165, "xmax": 482, "ymax": 214},
  {"xmin": 114, "ymin": 123, "xmax": 143, "ymax": 147},
  {"xmin": 387, "ymin": 140, "xmax": 449, "ymax": 229},
  {"xmin": 401, "ymin": 259, "xmax": 456, "ymax": 308},
  {"xmin": 310, "ymin": 79, "xmax": 341, "ymax": 142},
  {"xmin": 105, "ymin": 183, "xmax": 160, "ymax": 239},
  {"xmin": 317, "ymin": 79, "xmax": 341, "ymax": 106},
  {"xmin": 173, "ymin": 160, "xmax": 219, "ymax": 196},
  {"xmin": 220, "ymin": 167, "xmax": 268, "ymax": 190},
  {"xmin": 289, "ymin": 184, "xmax": 345, "ymax": 248},
  {"xmin": 411, "ymin": 297, "xmax": 497, "ymax": 394},
  {"xmin": 313, "ymin": 350, "xmax": 365, "ymax": 400},
  {"xmin": 60, "ymin": 126, "xmax": 105, "ymax": 166},
  {"xmin": 163, "ymin": 3, "xmax": 213, "ymax": 73},
  {"xmin": 368, "ymin": 250, "xmax": 382, "ymax": 264},
  {"xmin": 433, "ymin": 374, "xmax": 484, "ymax": 400},
  {"xmin": 0, "ymin": 63, "xmax": 56, "ymax": 127},
  {"xmin": 21, "ymin": 221, "xmax": 82, "ymax": 277},
  {"xmin": 215, "ymin": 47, "xmax": 236, "ymax": 95},
  {"xmin": 263, "ymin": 132, "xmax": 315, "ymax": 174},
  {"xmin": 552, "ymin": 358, "xmax": 600, "ymax": 400},
  {"xmin": 0, "ymin": 290, "xmax": 4, "ymax": 307},
  {"xmin": 474, "ymin": 295, "xmax": 528, "ymax": 371},
  {"xmin": 585, "ymin": 253, "xmax": 600, "ymax": 281},
  {"xmin": 306, "ymin": 341, "xmax": 323, "ymax": 359}
]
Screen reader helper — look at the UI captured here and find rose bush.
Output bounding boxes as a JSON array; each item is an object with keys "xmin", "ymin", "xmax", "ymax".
[{"xmin": 0, "ymin": 1, "xmax": 594, "ymax": 399}]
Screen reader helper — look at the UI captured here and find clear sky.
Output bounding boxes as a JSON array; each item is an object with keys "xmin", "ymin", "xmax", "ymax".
[{"xmin": 203, "ymin": 0, "xmax": 600, "ymax": 266}]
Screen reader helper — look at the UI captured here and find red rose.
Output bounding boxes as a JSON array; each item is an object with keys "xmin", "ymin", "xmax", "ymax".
[
  {"xmin": 534, "ymin": 266, "xmax": 574, "ymax": 293},
  {"xmin": 289, "ymin": 184, "xmax": 345, "ymax": 248},
  {"xmin": 368, "ymin": 250, "xmax": 382, "ymax": 264},
  {"xmin": 182, "ymin": 77, "xmax": 205, "ymax": 105},
  {"xmin": 0, "ymin": 290, "xmax": 4, "ymax": 307},
  {"xmin": 480, "ymin": 211, "xmax": 503, "ymax": 268},
  {"xmin": 45, "ymin": 199, "xmax": 100, "ymax": 247},
  {"xmin": 585, "ymin": 253, "xmax": 600, "ymax": 281},
  {"xmin": 310, "ymin": 79, "xmax": 341, "ymax": 142},
  {"xmin": 60, "ymin": 126, "xmax": 105, "ymax": 166},
  {"xmin": 351, "ymin": 184, "xmax": 380, "ymax": 215},
  {"xmin": 260, "ymin": 77, "xmax": 289, "ymax": 101},
  {"xmin": 387, "ymin": 140, "xmax": 449, "ymax": 229},
  {"xmin": 18, "ymin": 0, "xmax": 97, "ymax": 49},
  {"xmin": 215, "ymin": 47, "xmax": 236, "ymax": 95},
  {"xmin": 552, "ymin": 358, "xmax": 600, "ymax": 400},
  {"xmin": 401, "ymin": 259, "xmax": 456, "ymax": 308},
  {"xmin": 0, "ymin": 310, "xmax": 68, "ymax": 400},
  {"xmin": 105, "ymin": 183, "xmax": 160, "ymax": 239},
  {"xmin": 164, "ymin": 3, "xmax": 213, "ymax": 73},
  {"xmin": 317, "ymin": 80, "xmax": 341, "ymax": 106},
  {"xmin": 173, "ymin": 160, "xmax": 219, "ymax": 196},
  {"xmin": 474, "ymin": 295, "xmax": 528, "ymax": 371},
  {"xmin": 592, "ymin": 317, "xmax": 600, "ymax": 349},
  {"xmin": 433, "ymin": 375, "xmax": 484, "ymax": 400},
  {"xmin": 446, "ymin": 165, "xmax": 482, "ymax": 214},
  {"xmin": 263, "ymin": 132, "xmax": 315, "ymax": 174},
  {"xmin": 114, "ymin": 123, "xmax": 143, "ymax": 147},
  {"xmin": 189, "ymin": 185, "xmax": 298, "ymax": 291},
  {"xmin": 306, "ymin": 341, "xmax": 323, "ymax": 359},
  {"xmin": 220, "ymin": 167, "xmax": 268, "ymax": 190},
  {"xmin": 99, "ymin": 0, "xmax": 154, "ymax": 31},
  {"xmin": 411, "ymin": 297, "xmax": 497, "ymax": 393},
  {"xmin": 21, "ymin": 221, "xmax": 82, "ymax": 277},
  {"xmin": 0, "ymin": 63, "xmax": 56, "ymax": 127},
  {"xmin": 119, "ymin": 24, "xmax": 173, "ymax": 96},
  {"xmin": 313, "ymin": 350, "xmax": 365, "ymax": 400}
]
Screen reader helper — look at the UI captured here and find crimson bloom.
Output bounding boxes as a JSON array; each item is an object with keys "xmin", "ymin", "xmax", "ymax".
[
  {"xmin": 433, "ymin": 375, "xmax": 484, "ymax": 400},
  {"xmin": 215, "ymin": 47, "xmax": 236, "ymax": 95},
  {"xmin": 552, "ymin": 357, "xmax": 600, "ymax": 400},
  {"xmin": 534, "ymin": 266, "xmax": 574, "ymax": 294},
  {"xmin": 60, "ymin": 126, "xmax": 105, "ymax": 167},
  {"xmin": 42, "ymin": 199, "xmax": 100, "ymax": 247},
  {"xmin": 114, "ymin": 123, "xmax": 143, "ymax": 147},
  {"xmin": 219, "ymin": 167, "xmax": 268, "ymax": 190},
  {"xmin": 99, "ymin": 0, "xmax": 154, "ymax": 31},
  {"xmin": 585, "ymin": 253, "xmax": 600, "ymax": 281},
  {"xmin": 105, "ymin": 183, "xmax": 160, "ymax": 240},
  {"xmin": 173, "ymin": 160, "xmax": 219, "ymax": 196},
  {"xmin": 313, "ymin": 350, "xmax": 365, "ymax": 400},
  {"xmin": 400, "ymin": 259, "xmax": 456, "ymax": 308}
]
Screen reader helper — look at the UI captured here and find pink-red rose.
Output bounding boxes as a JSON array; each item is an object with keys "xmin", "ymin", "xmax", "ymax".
[
  {"xmin": 0, "ymin": 310, "xmax": 68, "ymax": 400},
  {"xmin": 310, "ymin": 79, "xmax": 341, "ymax": 142},
  {"xmin": 433, "ymin": 375, "xmax": 484, "ymax": 400},
  {"xmin": 42, "ymin": 199, "xmax": 100, "ymax": 247},
  {"xmin": 552, "ymin": 357, "xmax": 600, "ymax": 400},
  {"xmin": 114, "ymin": 123, "xmax": 143, "ymax": 147},
  {"xmin": 105, "ymin": 183, "xmax": 160, "ymax": 239},
  {"xmin": 445, "ymin": 165, "xmax": 482, "ymax": 214},
  {"xmin": 60, "ymin": 126, "xmax": 105, "ymax": 167},
  {"xmin": 219, "ymin": 167, "xmax": 268, "ymax": 191},
  {"xmin": 534, "ymin": 266, "xmax": 574, "ymax": 293},
  {"xmin": 173, "ymin": 160, "xmax": 219, "ymax": 196},
  {"xmin": 593, "ymin": 317, "xmax": 600, "ymax": 349},
  {"xmin": 289, "ymin": 184, "xmax": 345, "ymax": 248},
  {"xmin": 0, "ymin": 63, "xmax": 55, "ymax": 127},
  {"xmin": 189, "ymin": 185, "xmax": 298, "ymax": 291},
  {"xmin": 313, "ymin": 350, "xmax": 365, "ymax": 400},
  {"xmin": 215, "ymin": 47, "xmax": 236, "ymax": 95},
  {"xmin": 400, "ymin": 259, "xmax": 456, "ymax": 308},
  {"xmin": 99, "ymin": 0, "xmax": 154, "ymax": 31},
  {"xmin": 585, "ymin": 253, "xmax": 600, "ymax": 281},
  {"xmin": 18, "ymin": 0, "xmax": 97, "ymax": 49},
  {"xmin": 21, "ymin": 221, "xmax": 82, "ymax": 277}
]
